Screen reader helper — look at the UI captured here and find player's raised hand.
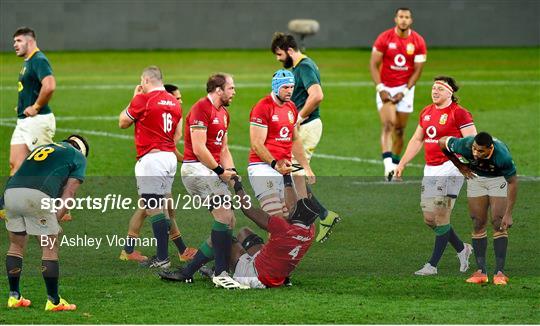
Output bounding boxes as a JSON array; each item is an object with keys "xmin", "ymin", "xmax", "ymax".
[
  {"xmin": 379, "ymin": 90, "xmax": 392, "ymax": 103},
  {"xmin": 275, "ymin": 159, "xmax": 293, "ymax": 175},
  {"xmin": 133, "ymin": 84, "xmax": 144, "ymax": 97}
]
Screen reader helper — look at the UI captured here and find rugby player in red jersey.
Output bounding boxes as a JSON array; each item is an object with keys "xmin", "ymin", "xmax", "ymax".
[
  {"xmin": 160, "ymin": 174, "xmax": 319, "ymax": 289},
  {"xmin": 119, "ymin": 66, "xmax": 183, "ymax": 269},
  {"xmin": 370, "ymin": 8, "xmax": 427, "ymax": 180},
  {"xmin": 119, "ymin": 83, "xmax": 196, "ymax": 264},
  {"xmin": 395, "ymin": 76, "xmax": 476, "ymax": 276},
  {"xmin": 178, "ymin": 73, "xmax": 246, "ymax": 288},
  {"xmin": 248, "ymin": 69, "xmax": 314, "ymax": 218}
]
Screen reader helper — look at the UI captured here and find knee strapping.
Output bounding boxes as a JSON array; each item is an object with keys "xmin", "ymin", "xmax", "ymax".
[{"xmin": 241, "ymin": 233, "xmax": 264, "ymax": 251}]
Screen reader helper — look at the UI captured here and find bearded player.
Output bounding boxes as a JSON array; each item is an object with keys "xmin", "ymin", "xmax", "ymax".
[
  {"xmin": 248, "ymin": 69, "xmax": 315, "ymax": 218},
  {"xmin": 370, "ymin": 8, "xmax": 427, "ymax": 180}
]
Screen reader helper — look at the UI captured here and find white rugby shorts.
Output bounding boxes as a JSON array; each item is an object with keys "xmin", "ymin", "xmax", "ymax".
[
  {"xmin": 180, "ymin": 162, "xmax": 231, "ymax": 198},
  {"xmin": 135, "ymin": 151, "xmax": 177, "ymax": 195},
  {"xmin": 10, "ymin": 113, "xmax": 56, "ymax": 150},
  {"xmin": 376, "ymin": 84, "xmax": 415, "ymax": 113}
]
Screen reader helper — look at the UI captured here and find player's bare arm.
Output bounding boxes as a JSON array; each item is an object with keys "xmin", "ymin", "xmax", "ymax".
[
  {"xmin": 501, "ymin": 175, "xmax": 518, "ymax": 231},
  {"xmin": 298, "ymin": 84, "xmax": 323, "ymax": 122},
  {"xmin": 55, "ymin": 178, "xmax": 82, "ymax": 221},
  {"xmin": 369, "ymin": 50, "xmax": 391, "ymax": 103},
  {"xmin": 218, "ymin": 134, "xmax": 237, "ymax": 181},
  {"xmin": 23, "ymin": 75, "xmax": 55, "ymax": 117},
  {"xmin": 250, "ymin": 125, "xmax": 274, "ymax": 163},
  {"xmin": 118, "ymin": 108, "xmax": 134, "ymax": 129},
  {"xmin": 395, "ymin": 125, "xmax": 424, "ymax": 177},
  {"xmin": 292, "ymin": 131, "xmax": 315, "ymax": 184},
  {"xmin": 437, "ymin": 136, "xmax": 475, "ymax": 179},
  {"xmin": 232, "ymin": 176, "xmax": 270, "ymax": 230},
  {"xmin": 191, "ymin": 128, "xmax": 221, "ymax": 169}
]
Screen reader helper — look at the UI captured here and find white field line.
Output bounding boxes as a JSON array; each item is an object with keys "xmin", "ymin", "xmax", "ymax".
[
  {"xmin": 0, "ymin": 118, "xmax": 422, "ymax": 168},
  {"xmin": 0, "ymin": 80, "xmax": 539, "ymax": 91}
]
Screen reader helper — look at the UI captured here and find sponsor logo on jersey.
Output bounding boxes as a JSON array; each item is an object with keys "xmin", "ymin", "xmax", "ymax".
[
  {"xmin": 406, "ymin": 43, "xmax": 415, "ymax": 55},
  {"xmin": 212, "ymin": 117, "xmax": 220, "ymax": 124},
  {"xmin": 388, "ymin": 42, "xmax": 397, "ymax": 49},
  {"xmin": 272, "ymin": 114, "xmax": 279, "ymax": 122},
  {"xmin": 426, "ymin": 126, "xmax": 437, "ymax": 139},
  {"xmin": 424, "ymin": 115, "xmax": 431, "ymax": 121},
  {"xmin": 157, "ymin": 100, "xmax": 176, "ymax": 106},
  {"xmin": 439, "ymin": 113, "xmax": 448, "ymax": 125},
  {"xmin": 288, "ymin": 111, "xmax": 295, "ymax": 124},
  {"xmin": 292, "ymin": 235, "xmax": 312, "ymax": 242},
  {"xmin": 276, "ymin": 126, "xmax": 291, "ymax": 141}
]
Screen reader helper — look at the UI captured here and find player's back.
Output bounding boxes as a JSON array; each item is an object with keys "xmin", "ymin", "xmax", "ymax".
[
  {"xmin": 6, "ymin": 142, "xmax": 86, "ymax": 198},
  {"xmin": 254, "ymin": 216, "xmax": 315, "ymax": 287},
  {"xmin": 130, "ymin": 90, "xmax": 182, "ymax": 159}
]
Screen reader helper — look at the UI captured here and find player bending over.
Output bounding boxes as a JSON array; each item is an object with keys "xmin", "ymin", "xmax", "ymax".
[{"xmin": 160, "ymin": 174, "xmax": 319, "ymax": 289}]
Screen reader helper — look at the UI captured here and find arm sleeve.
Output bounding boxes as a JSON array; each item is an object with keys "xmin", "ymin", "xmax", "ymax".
[
  {"xmin": 35, "ymin": 57, "xmax": 53, "ymax": 81},
  {"xmin": 447, "ymin": 136, "xmax": 467, "ymax": 154},
  {"xmin": 455, "ymin": 108, "xmax": 475, "ymax": 129},
  {"xmin": 501, "ymin": 159, "xmax": 517, "ymax": 180},
  {"xmin": 373, "ymin": 33, "xmax": 387, "ymax": 53},
  {"xmin": 69, "ymin": 152, "xmax": 87, "ymax": 182},
  {"xmin": 250, "ymin": 102, "xmax": 269, "ymax": 128},
  {"xmin": 126, "ymin": 95, "xmax": 146, "ymax": 121},
  {"xmin": 298, "ymin": 64, "xmax": 320, "ymax": 90},
  {"xmin": 414, "ymin": 35, "xmax": 427, "ymax": 63},
  {"xmin": 267, "ymin": 216, "xmax": 287, "ymax": 233},
  {"xmin": 189, "ymin": 104, "xmax": 211, "ymax": 129}
]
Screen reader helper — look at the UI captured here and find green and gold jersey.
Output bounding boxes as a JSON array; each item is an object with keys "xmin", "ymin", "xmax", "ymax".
[
  {"xmin": 6, "ymin": 142, "xmax": 86, "ymax": 198},
  {"xmin": 292, "ymin": 56, "xmax": 321, "ymax": 124},
  {"xmin": 17, "ymin": 50, "xmax": 53, "ymax": 118},
  {"xmin": 447, "ymin": 136, "xmax": 517, "ymax": 180}
]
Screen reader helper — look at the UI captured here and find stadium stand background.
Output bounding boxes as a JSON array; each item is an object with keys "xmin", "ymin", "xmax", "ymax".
[{"xmin": 1, "ymin": 0, "xmax": 538, "ymax": 51}]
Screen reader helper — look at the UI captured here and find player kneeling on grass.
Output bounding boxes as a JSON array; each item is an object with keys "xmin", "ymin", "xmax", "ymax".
[
  {"xmin": 160, "ymin": 174, "xmax": 319, "ymax": 289},
  {"xmin": 4, "ymin": 135, "xmax": 88, "ymax": 311},
  {"xmin": 439, "ymin": 132, "xmax": 518, "ymax": 285}
]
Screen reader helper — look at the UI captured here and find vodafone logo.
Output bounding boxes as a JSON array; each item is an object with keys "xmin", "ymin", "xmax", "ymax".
[
  {"xmin": 394, "ymin": 54, "xmax": 406, "ymax": 67},
  {"xmin": 426, "ymin": 126, "xmax": 437, "ymax": 138},
  {"xmin": 279, "ymin": 127, "xmax": 290, "ymax": 138},
  {"xmin": 214, "ymin": 129, "xmax": 224, "ymax": 145}
]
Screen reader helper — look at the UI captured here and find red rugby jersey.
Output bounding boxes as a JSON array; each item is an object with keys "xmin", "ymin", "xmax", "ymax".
[
  {"xmin": 126, "ymin": 89, "xmax": 182, "ymax": 159},
  {"xmin": 419, "ymin": 102, "xmax": 474, "ymax": 166},
  {"xmin": 249, "ymin": 94, "xmax": 298, "ymax": 164},
  {"xmin": 183, "ymin": 96, "xmax": 230, "ymax": 164},
  {"xmin": 373, "ymin": 28, "xmax": 427, "ymax": 87},
  {"xmin": 254, "ymin": 216, "xmax": 315, "ymax": 287}
]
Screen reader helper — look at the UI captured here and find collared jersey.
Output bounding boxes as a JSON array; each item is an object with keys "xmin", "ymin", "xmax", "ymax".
[
  {"xmin": 419, "ymin": 102, "xmax": 474, "ymax": 166},
  {"xmin": 292, "ymin": 56, "xmax": 321, "ymax": 124},
  {"xmin": 447, "ymin": 136, "xmax": 516, "ymax": 179},
  {"xmin": 183, "ymin": 97, "xmax": 230, "ymax": 163},
  {"xmin": 373, "ymin": 28, "xmax": 427, "ymax": 87},
  {"xmin": 6, "ymin": 142, "xmax": 86, "ymax": 198},
  {"xmin": 17, "ymin": 50, "xmax": 53, "ymax": 118},
  {"xmin": 249, "ymin": 94, "xmax": 298, "ymax": 164},
  {"xmin": 126, "ymin": 89, "xmax": 182, "ymax": 160},
  {"xmin": 254, "ymin": 216, "xmax": 315, "ymax": 287}
]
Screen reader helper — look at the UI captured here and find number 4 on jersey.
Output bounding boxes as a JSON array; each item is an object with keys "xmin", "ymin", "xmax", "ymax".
[{"xmin": 288, "ymin": 245, "xmax": 301, "ymax": 259}]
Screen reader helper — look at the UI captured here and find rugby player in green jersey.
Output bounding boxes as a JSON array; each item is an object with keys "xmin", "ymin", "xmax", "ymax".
[
  {"xmin": 4, "ymin": 135, "xmax": 88, "ymax": 310},
  {"xmin": 439, "ymin": 132, "xmax": 518, "ymax": 285}
]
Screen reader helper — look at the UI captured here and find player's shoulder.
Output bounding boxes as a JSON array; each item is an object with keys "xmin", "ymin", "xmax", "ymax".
[
  {"xmin": 377, "ymin": 28, "xmax": 395, "ymax": 39},
  {"xmin": 419, "ymin": 104, "xmax": 434, "ymax": 116},
  {"xmin": 410, "ymin": 30, "xmax": 427, "ymax": 44},
  {"xmin": 254, "ymin": 94, "xmax": 273, "ymax": 107},
  {"xmin": 452, "ymin": 102, "xmax": 472, "ymax": 115},
  {"xmin": 32, "ymin": 51, "xmax": 50, "ymax": 62},
  {"xmin": 191, "ymin": 96, "xmax": 211, "ymax": 111}
]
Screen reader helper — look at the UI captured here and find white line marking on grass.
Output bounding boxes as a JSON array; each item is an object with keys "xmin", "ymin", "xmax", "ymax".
[
  {"xmin": 0, "ymin": 119, "xmax": 422, "ymax": 168},
  {"xmin": 0, "ymin": 80, "xmax": 538, "ymax": 91}
]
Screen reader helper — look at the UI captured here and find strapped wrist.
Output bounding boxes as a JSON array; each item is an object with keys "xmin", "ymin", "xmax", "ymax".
[
  {"xmin": 376, "ymin": 83, "xmax": 385, "ymax": 93},
  {"xmin": 270, "ymin": 160, "xmax": 277, "ymax": 169},
  {"xmin": 212, "ymin": 165, "xmax": 225, "ymax": 175}
]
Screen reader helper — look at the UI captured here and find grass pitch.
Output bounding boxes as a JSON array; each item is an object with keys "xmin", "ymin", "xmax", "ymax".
[{"xmin": 0, "ymin": 48, "xmax": 539, "ymax": 324}]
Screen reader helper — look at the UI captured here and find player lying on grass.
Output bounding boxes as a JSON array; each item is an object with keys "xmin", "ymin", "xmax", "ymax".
[
  {"xmin": 439, "ymin": 132, "xmax": 518, "ymax": 285},
  {"xmin": 159, "ymin": 174, "xmax": 319, "ymax": 289},
  {"xmin": 119, "ymin": 83, "xmax": 196, "ymax": 264},
  {"xmin": 4, "ymin": 135, "xmax": 88, "ymax": 311}
]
